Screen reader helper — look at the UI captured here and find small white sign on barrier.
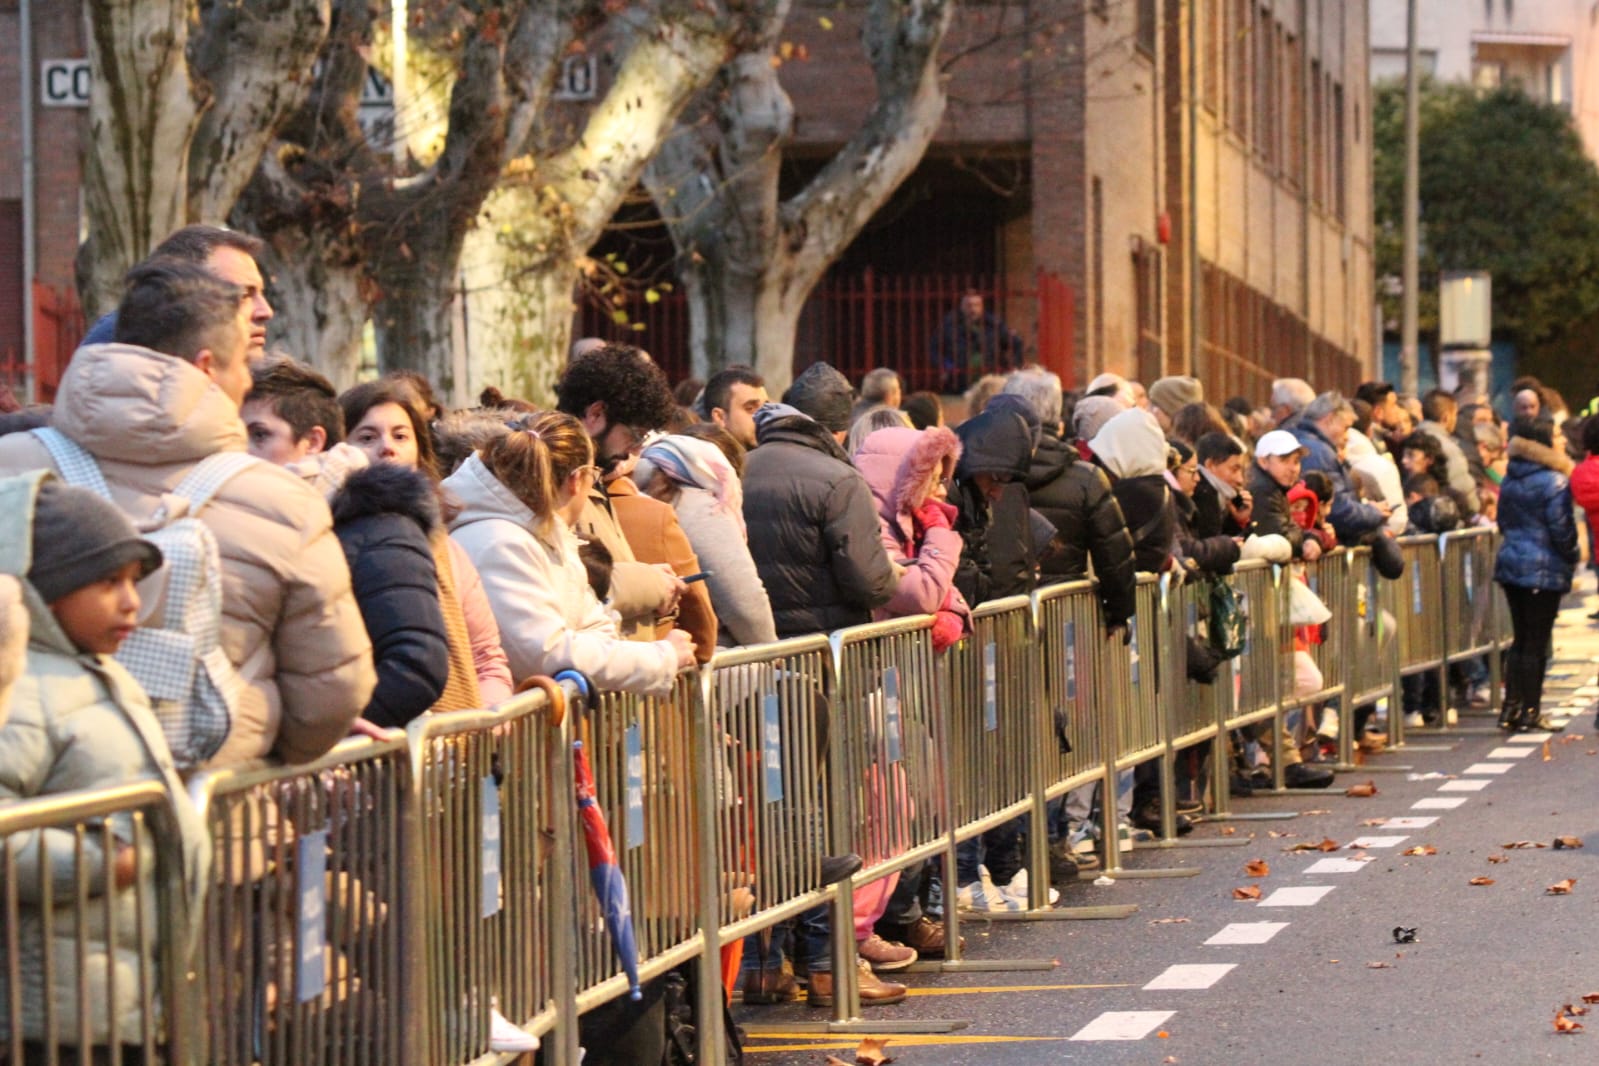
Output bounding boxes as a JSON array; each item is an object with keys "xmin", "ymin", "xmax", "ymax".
[
  {"xmin": 625, "ymin": 724, "xmax": 645, "ymax": 847},
  {"xmin": 1063, "ymin": 621, "xmax": 1077, "ymax": 700},
  {"xmin": 762, "ymin": 692, "xmax": 784, "ymax": 802},
  {"xmin": 882, "ymin": 666, "xmax": 903, "ymax": 764},
  {"xmin": 296, "ymin": 830, "xmax": 329, "ymax": 1003},
  {"xmin": 983, "ymin": 641, "xmax": 999, "ymax": 732},
  {"xmin": 482, "ymin": 775, "xmax": 502, "ymax": 918}
]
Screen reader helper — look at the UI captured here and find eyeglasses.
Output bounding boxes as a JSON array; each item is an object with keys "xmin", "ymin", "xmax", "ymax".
[
  {"xmin": 571, "ymin": 463, "xmax": 601, "ymax": 483},
  {"xmin": 1177, "ymin": 464, "xmax": 1199, "ymax": 478},
  {"xmin": 612, "ymin": 422, "xmax": 651, "ymax": 453}
]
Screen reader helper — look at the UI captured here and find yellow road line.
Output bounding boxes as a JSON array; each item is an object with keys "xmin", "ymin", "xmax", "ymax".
[
  {"xmin": 902, "ymin": 981, "xmax": 1132, "ymax": 997},
  {"xmin": 745, "ymin": 1034, "xmax": 1070, "ymax": 1052}
]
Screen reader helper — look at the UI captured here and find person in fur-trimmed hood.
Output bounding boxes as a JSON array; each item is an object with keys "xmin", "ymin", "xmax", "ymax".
[
  {"xmin": 1494, "ymin": 417, "xmax": 1579, "ymax": 731},
  {"xmin": 329, "ymin": 462, "xmax": 452, "ymax": 728},
  {"xmin": 853, "ymin": 425, "xmax": 972, "ymax": 649}
]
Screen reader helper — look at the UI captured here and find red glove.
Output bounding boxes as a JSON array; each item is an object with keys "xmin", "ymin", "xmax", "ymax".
[
  {"xmin": 913, "ymin": 499, "xmax": 957, "ymax": 534},
  {"xmin": 931, "ymin": 609, "xmax": 966, "ymax": 651}
]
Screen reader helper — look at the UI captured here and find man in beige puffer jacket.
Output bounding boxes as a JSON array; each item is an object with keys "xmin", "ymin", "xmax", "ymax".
[{"xmin": 0, "ymin": 260, "xmax": 375, "ymax": 769}]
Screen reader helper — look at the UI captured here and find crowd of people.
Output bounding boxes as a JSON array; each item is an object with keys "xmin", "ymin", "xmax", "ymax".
[{"xmin": 0, "ymin": 223, "xmax": 1592, "ymax": 1064}]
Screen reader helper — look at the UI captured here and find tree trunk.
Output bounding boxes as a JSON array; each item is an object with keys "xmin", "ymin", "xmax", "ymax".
[
  {"xmin": 259, "ymin": 245, "xmax": 367, "ymax": 388},
  {"xmin": 79, "ymin": 0, "xmax": 204, "ymax": 316},
  {"xmin": 469, "ymin": 251, "xmax": 581, "ymax": 406}
]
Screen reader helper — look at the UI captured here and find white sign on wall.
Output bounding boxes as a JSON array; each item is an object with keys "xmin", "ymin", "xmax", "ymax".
[{"xmin": 40, "ymin": 59, "xmax": 91, "ymax": 108}]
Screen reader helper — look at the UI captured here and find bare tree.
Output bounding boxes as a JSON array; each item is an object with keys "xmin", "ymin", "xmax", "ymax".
[
  {"xmin": 643, "ymin": 0, "xmax": 954, "ymax": 389},
  {"xmin": 78, "ymin": 0, "xmax": 332, "ymax": 315}
]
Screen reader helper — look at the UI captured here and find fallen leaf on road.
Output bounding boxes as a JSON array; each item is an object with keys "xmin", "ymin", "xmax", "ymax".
[
  {"xmin": 1233, "ymin": 885, "xmax": 1262, "ymax": 901},
  {"xmin": 1488, "ymin": 854, "xmax": 1507, "ymax": 864},
  {"xmin": 1220, "ymin": 826, "xmax": 1237, "ymax": 836},
  {"xmin": 1366, "ymin": 961, "xmax": 1393, "ymax": 969},
  {"xmin": 1567, "ymin": 1004, "xmax": 1591, "ymax": 1016},
  {"xmin": 1502, "ymin": 841, "xmax": 1548, "ymax": 849},
  {"xmin": 1547, "ymin": 879, "xmax": 1578, "ymax": 895},
  {"xmin": 1561, "ymin": 733, "xmax": 1585, "ymax": 743},
  {"xmin": 1402, "ymin": 845, "xmax": 1437, "ymax": 856},
  {"xmin": 855, "ymin": 1037, "xmax": 892, "ymax": 1065},
  {"xmin": 1581, "ymin": 993, "xmax": 1599, "ymax": 1004},
  {"xmin": 1300, "ymin": 809, "xmax": 1331, "ymax": 815},
  {"xmin": 1544, "ymin": 740, "xmax": 1554, "ymax": 761},
  {"xmin": 1554, "ymin": 836, "xmax": 1584, "ymax": 850},
  {"xmin": 1554, "ymin": 1008, "xmax": 1585, "ymax": 1034},
  {"xmin": 1587, "ymin": 750, "xmax": 1597, "ymax": 756},
  {"xmin": 1344, "ymin": 781, "xmax": 1378, "ymax": 797},
  {"xmin": 1469, "ymin": 877, "xmax": 1495, "ymax": 886},
  {"xmin": 1361, "ymin": 818, "xmax": 1387, "ymax": 826},
  {"xmin": 1244, "ymin": 859, "xmax": 1270, "ymax": 877},
  {"xmin": 1287, "ymin": 838, "xmax": 1341, "ymax": 852},
  {"xmin": 827, "ymin": 1058, "xmax": 852, "ymax": 1066},
  {"xmin": 1149, "ymin": 917, "xmax": 1191, "ymax": 925}
]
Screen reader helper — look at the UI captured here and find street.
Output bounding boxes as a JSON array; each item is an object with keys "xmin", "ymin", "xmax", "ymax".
[{"xmin": 739, "ymin": 594, "xmax": 1599, "ymax": 1065}]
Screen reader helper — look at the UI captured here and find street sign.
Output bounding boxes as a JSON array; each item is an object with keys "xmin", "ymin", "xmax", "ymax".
[
  {"xmin": 552, "ymin": 55, "xmax": 598, "ymax": 101},
  {"xmin": 40, "ymin": 59, "xmax": 90, "ymax": 108}
]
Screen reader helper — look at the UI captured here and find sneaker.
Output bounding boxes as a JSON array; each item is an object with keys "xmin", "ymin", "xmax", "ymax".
[
  {"xmin": 1403, "ymin": 712, "xmax": 1426, "ymax": 728},
  {"xmin": 489, "ymin": 1008, "xmax": 541, "ymax": 1053},
  {"xmin": 1175, "ymin": 796, "xmax": 1205, "ymax": 816},
  {"xmin": 1467, "ymin": 683, "xmax": 1491, "ymax": 707},
  {"xmin": 957, "ymin": 866, "xmax": 1023, "ymax": 912},
  {"xmin": 1003, "ymin": 868, "xmax": 1061, "ymax": 907},
  {"xmin": 1123, "ymin": 822, "xmax": 1154, "ymax": 844},
  {"xmin": 1316, "ymin": 707, "xmax": 1339, "ymax": 740},
  {"xmin": 857, "ymin": 933, "xmax": 917, "ymax": 972},
  {"xmin": 1444, "ymin": 707, "xmax": 1459, "ymax": 726}
]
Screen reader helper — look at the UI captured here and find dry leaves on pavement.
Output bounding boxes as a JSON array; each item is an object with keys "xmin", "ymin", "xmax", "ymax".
[
  {"xmin": 1502, "ymin": 841, "xmax": 1548, "ymax": 849},
  {"xmin": 1488, "ymin": 854, "xmax": 1508, "ymax": 864},
  {"xmin": 1469, "ymin": 877, "xmax": 1496, "ymax": 886},
  {"xmin": 1401, "ymin": 845, "xmax": 1437, "ymax": 857},
  {"xmin": 1554, "ymin": 1008, "xmax": 1586, "ymax": 1035},
  {"xmin": 1554, "ymin": 836, "xmax": 1584, "ymax": 850},
  {"xmin": 1286, "ymin": 838, "xmax": 1341, "ymax": 853},
  {"xmin": 1543, "ymin": 740, "xmax": 1553, "ymax": 761},
  {"xmin": 1233, "ymin": 885, "xmax": 1262, "ymax": 901},
  {"xmin": 1580, "ymin": 993, "xmax": 1599, "ymax": 1004},
  {"xmin": 1547, "ymin": 879, "xmax": 1578, "ymax": 895},
  {"xmin": 1149, "ymin": 917, "xmax": 1191, "ymax": 925},
  {"xmin": 1244, "ymin": 859, "xmax": 1270, "ymax": 877},
  {"xmin": 853, "ymin": 1037, "xmax": 893, "ymax": 1065},
  {"xmin": 1360, "ymin": 818, "xmax": 1387, "ymax": 827},
  {"xmin": 1344, "ymin": 781, "xmax": 1378, "ymax": 798}
]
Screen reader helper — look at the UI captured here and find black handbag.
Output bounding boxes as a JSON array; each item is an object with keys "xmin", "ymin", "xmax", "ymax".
[{"xmin": 1206, "ymin": 573, "xmax": 1246, "ymax": 659}]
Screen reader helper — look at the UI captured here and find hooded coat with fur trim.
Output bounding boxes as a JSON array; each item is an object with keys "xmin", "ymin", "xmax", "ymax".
[
  {"xmin": 854, "ymin": 426, "xmax": 971, "ymax": 625},
  {"xmin": 331, "ymin": 464, "xmax": 451, "ymax": 728},
  {"xmin": 1495, "ymin": 436, "xmax": 1578, "ymax": 592}
]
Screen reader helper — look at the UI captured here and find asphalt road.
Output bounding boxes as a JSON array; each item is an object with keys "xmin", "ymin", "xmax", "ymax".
[{"xmin": 736, "ymin": 595, "xmax": 1599, "ymax": 1066}]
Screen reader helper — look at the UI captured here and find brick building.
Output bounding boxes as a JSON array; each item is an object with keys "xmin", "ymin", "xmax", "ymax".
[{"xmin": 0, "ymin": 1, "xmax": 86, "ymax": 402}]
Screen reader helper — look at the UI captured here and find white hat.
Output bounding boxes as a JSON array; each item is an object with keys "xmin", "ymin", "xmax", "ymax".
[{"xmin": 1254, "ymin": 429, "xmax": 1305, "ymax": 459}]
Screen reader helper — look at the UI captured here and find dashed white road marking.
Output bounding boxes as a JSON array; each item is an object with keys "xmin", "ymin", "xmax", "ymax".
[
  {"xmin": 1506, "ymin": 733, "xmax": 1546, "ymax": 744},
  {"xmin": 1069, "ymin": 1010, "xmax": 1175, "ymax": 1041},
  {"xmin": 1463, "ymin": 763, "xmax": 1512, "ymax": 775},
  {"xmin": 1347, "ymin": 835, "xmax": 1409, "ymax": 848},
  {"xmin": 1412, "ymin": 797, "xmax": 1469, "ymax": 810},
  {"xmin": 1258, "ymin": 886, "xmax": 1336, "ymax": 907},
  {"xmin": 1303, "ymin": 857, "xmax": 1372, "ymax": 874},
  {"xmin": 1439, "ymin": 779, "xmax": 1490, "ymax": 791},
  {"xmin": 1486, "ymin": 746, "xmax": 1536, "ymax": 759},
  {"xmin": 1378, "ymin": 817, "xmax": 1438, "ymax": 829},
  {"xmin": 1143, "ymin": 963, "xmax": 1236, "ymax": 990},
  {"xmin": 1205, "ymin": 922, "xmax": 1289, "ymax": 945}
]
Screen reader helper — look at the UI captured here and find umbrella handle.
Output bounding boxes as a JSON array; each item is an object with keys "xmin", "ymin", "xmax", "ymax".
[
  {"xmin": 513, "ymin": 674, "xmax": 568, "ymax": 728},
  {"xmin": 552, "ymin": 669, "xmax": 594, "ymax": 702}
]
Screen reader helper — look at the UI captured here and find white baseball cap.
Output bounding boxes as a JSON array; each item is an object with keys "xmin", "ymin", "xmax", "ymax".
[{"xmin": 1254, "ymin": 429, "xmax": 1305, "ymax": 459}]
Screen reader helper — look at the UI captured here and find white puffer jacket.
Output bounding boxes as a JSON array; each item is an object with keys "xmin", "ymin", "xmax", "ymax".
[{"xmin": 444, "ymin": 453, "xmax": 680, "ymax": 697}]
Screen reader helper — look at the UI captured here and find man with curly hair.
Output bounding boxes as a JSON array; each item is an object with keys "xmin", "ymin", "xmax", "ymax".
[{"xmin": 554, "ymin": 343, "xmax": 688, "ymax": 640}]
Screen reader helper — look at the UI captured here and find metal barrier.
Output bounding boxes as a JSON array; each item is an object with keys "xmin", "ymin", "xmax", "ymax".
[
  {"xmin": 1112, "ymin": 576, "xmax": 1165, "ymax": 769},
  {"xmin": 1396, "ymin": 535, "xmax": 1445, "ymax": 678},
  {"xmin": 1344, "ymin": 547, "xmax": 1400, "ymax": 711},
  {"xmin": 1, "ymin": 782, "xmax": 193, "ymax": 1064},
  {"xmin": 187, "ymin": 736, "xmax": 411, "ymax": 1066},
  {"xmin": 1222, "ymin": 561, "xmax": 1286, "ymax": 731},
  {"xmin": 1032, "ymin": 580, "xmax": 1113, "ymax": 813},
  {"xmin": 1293, "ymin": 550, "xmax": 1349, "ymax": 710},
  {"xmin": 408, "ymin": 684, "xmax": 575, "ymax": 1066}
]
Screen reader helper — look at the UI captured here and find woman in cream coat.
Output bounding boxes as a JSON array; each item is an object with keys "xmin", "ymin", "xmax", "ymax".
[{"xmin": 443, "ymin": 413, "xmax": 696, "ymax": 696}]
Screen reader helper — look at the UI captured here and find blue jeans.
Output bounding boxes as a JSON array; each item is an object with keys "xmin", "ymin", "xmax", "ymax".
[{"xmin": 792, "ymin": 904, "xmax": 832, "ymax": 973}]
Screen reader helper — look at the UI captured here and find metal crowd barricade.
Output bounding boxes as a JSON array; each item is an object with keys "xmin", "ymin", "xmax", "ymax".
[
  {"xmin": 1208, "ymin": 560, "xmax": 1294, "ymax": 818},
  {"xmin": 408, "ymin": 684, "xmax": 576, "ymax": 1066},
  {"xmin": 1393, "ymin": 534, "xmax": 1446, "ymax": 744},
  {"xmin": 570, "ymin": 670, "xmax": 705, "ymax": 1011},
  {"xmin": 1032, "ymin": 580, "xmax": 1111, "ymax": 815},
  {"xmin": 825, "ymin": 616, "xmax": 962, "ymax": 1031},
  {"xmin": 1343, "ymin": 546, "xmax": 1402, "ymax": 760},
  {"xmin": 1439, "ymin": 528, "xmax": 1502, "ymax": 726},
  {"xmin": 696, "ymin": 636, "xmax": 840, "ymax": 1042},
  {"xmin": 2, "ymin": 782, "xmax": 193, "ymax": 1065},
  {"xmin": 187, "ymin": 736, "xmax": 412, "ymax": 1066}
]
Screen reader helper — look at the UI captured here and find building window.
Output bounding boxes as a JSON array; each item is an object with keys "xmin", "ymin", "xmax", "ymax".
[
  {"xmin": 1133, "ymin": 240, "xmax": 1164, "ymax": 382},
  {"xmin": 1285, "ymin": 30, "xmax": 1303, "ymax": 184},
  {"xmin": 1310, "ymin": 61, "xmax": 1324, "ymax": 207},
  {"xmin": 1202, "ymin": 0, "xmax": 1221, "ymax": 112},
  {"xmin": 1254, "ymin": 5, "xmax": 1275, "ymax": 166},
  {"xmin": 1229, "ymin": 0, "xmax": 1249, "ymax": 137},
  {"xmin": 1333, "ymin": 81, "xmax": 1346, "ymax": 221}
]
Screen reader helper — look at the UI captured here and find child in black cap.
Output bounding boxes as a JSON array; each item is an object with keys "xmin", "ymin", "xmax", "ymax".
[{"xmin": 0, "ymin": 472, "xmax": 209, "ymax": 1060}]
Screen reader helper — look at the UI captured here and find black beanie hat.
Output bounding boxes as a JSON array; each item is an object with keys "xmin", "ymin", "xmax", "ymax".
[{"xmin": 27, "ymin": 480, "xmax": 163, "ymax": 605}]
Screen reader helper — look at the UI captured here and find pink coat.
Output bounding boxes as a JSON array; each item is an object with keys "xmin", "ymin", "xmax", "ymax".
[{"xmin": 853, "ymin": 427, "xmax": 972, "ymax": 637}]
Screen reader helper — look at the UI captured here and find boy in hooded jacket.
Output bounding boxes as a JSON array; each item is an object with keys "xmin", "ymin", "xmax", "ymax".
[{"xmin": 0, "ymin": 472, "xmax": 209, "ymax": 1058}]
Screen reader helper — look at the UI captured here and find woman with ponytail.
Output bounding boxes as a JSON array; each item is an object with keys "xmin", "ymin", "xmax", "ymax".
[{"xmin": 443, "ymin": 412, "xmax": 696, "ymax": 695}]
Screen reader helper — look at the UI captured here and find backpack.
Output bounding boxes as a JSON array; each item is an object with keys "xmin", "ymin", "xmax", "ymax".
[{"xmin": 32, "ymin": 427, "xmax": 261, "ymax": 769}]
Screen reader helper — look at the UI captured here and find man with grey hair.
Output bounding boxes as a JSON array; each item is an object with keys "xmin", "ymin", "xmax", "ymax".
[
  {"xmin": 1290, "ymin": 390, "xmax": 1391, "ymax": 543},
  {"xmin": 851, "ymin": 367, "xmax": 902, "ymax": 423},
  {"xmin": 1270, "ymin": 377, "xmax": 1316, "ymax": 428},
  {"xmin": 1001, "ymin": 367, "xmax": 1064, "ymax": 436}
]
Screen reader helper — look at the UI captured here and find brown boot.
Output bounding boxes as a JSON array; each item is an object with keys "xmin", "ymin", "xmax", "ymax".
[
  {"xmin": 891, "ymin": 916, "xmax": 963, "ymax": 960},
  {"xmin": 740, "ymin": 962, "xmax": 798, "ymax": 1005},
  {"xmin": 806, "ymin": 959, "xmax": 907, "ymax": 1007}
]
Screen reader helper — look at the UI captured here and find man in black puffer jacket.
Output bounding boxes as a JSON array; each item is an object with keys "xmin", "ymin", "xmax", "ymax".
[
  {"xmin": 951, "ymin": 407, "xmax": 1037, "ymax": 607},
  {"xmin": 743, "ymin": 402, "xmax": 897, "ymax": 637}
]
